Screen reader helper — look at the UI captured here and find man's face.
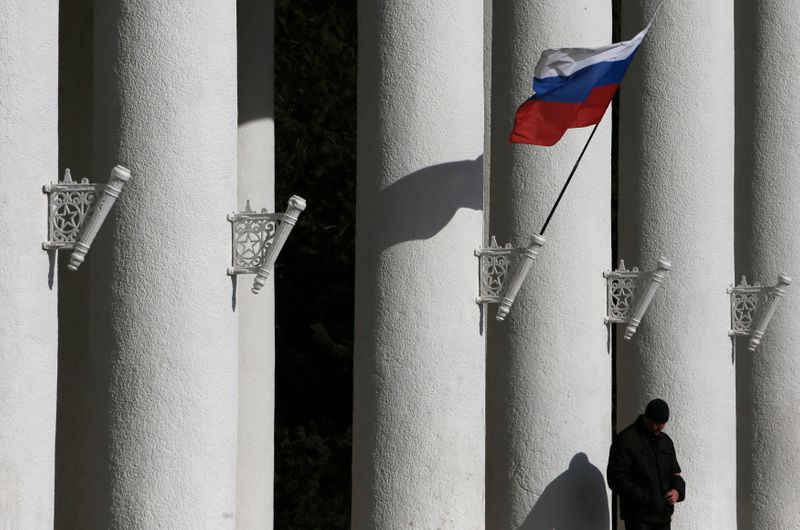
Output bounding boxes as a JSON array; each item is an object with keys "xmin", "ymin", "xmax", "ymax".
[{"xmin": 644, "ymin": 416, "xmax": 667, "ymax": 435}]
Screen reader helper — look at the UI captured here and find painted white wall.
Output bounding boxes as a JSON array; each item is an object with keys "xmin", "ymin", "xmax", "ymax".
[
  {"xmin": 90, "ymin": 0, "xmax": 239, "ymax": 526},
  {"xmin": 352, "ymin": 1, "xmax": 485, "ymax": 527},
  {"xmin": 0, "ymin": 1, "xmax": 58, "ymax": 527},
  {"xmin": 236, "ymin": 0, "xmax": 276, "ymax": 527},
  {"xmin": 617, "ymin": 1, "xmax": 737, "ymax": 529},
  {"xmin": 486, "ymin": 2, "xmax": 612, "ymax": 528},
  {"xmin": 735, "ymin": 1, "xmax": 800, "ymax": 528}
]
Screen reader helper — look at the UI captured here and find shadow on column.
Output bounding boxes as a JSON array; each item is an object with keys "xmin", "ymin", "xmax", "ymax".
[
  {"xmin": 55, "ymin": 0, "xmax": 95, "ymax": 527},
  {"xmin": 521, "ymin": 452, "xmax": 610, "ymax": 530},
  {"xmin": 369, "ymin": 156, "xmax": 483, "ymax": 250},
  {"xmin": 237, "ymin": 0, "xmax": 274, "ymax": 125}
]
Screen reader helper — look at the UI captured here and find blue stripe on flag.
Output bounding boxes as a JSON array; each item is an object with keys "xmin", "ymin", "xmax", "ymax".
[{"xmin": 532, "ymin": 54, "xmax": 637, "ymax": 103}]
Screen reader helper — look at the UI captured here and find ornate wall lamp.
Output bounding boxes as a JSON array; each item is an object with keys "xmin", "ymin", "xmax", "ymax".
[
  {"xmin": 475, "ymin": 234, "xmax": 547, "ymax": 321},
  {"xmin": 604, "ymin": 257, "xmax": 672, "ymax": 340},
  {"xmin": 728, "ymin": 273, "xmax": 791, "ymax": 352},
  {"xmin": 42, "ymin": 165, "xmax": 131, "ymax": 270},
  {"xmin": 227, "ymin": 195, "xmax": 306, "ymax": 294}
]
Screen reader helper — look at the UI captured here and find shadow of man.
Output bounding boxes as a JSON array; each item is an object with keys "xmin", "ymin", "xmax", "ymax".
[{"xmin": 521, "ymin": 452, "xmax": 610, "ymax": 530}]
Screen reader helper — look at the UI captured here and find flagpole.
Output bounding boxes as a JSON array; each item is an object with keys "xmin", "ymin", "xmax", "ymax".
[{"xmin": 538, "ymin": 122, "xmax": 600, "ymax": 235}]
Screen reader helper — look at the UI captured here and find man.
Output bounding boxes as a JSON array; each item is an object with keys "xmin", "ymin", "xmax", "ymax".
[{"xmin": 607, "ymin": 399, "xmax": 686, "ymax": 530}]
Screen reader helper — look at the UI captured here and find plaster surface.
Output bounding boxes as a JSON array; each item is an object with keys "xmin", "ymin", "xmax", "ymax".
[
  {"xmin": 735, "ymin": 1, "xmax": 800, "ymax": 528},
  {"xmin": 236, "ymin": 0, "xmax": 276, "ymax": 527},
  {"xmin": 0, "ymin": 2, "xmax": 59, "ymax": 528},
  {"xmin": 617, "ymin": 1, "xmax": 736, "ymax": 528},
  {"xmin": 352, "ymin": 1, "xmax": 485, "ymax": 527},
  {"xmin": 486, "ymin": 2, "xmax": 612, "ymax": 528},
  {"xmin": 90, "ymin": 0, "xmax": 238, "ymax": 527}
]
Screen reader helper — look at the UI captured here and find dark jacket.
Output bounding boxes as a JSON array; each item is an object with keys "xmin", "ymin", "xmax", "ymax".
[{"xmin": 607, "ymin": 415, "xmax": 686, "ymax": 524}]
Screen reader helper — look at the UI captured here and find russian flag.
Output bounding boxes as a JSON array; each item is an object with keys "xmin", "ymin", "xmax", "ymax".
[{"xmin": 510, "ymin": 24, "xmax": 650, "ymax": 146}]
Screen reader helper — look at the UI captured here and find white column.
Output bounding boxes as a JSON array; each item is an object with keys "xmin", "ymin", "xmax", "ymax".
[
  {"xmin": 236, "ymin": 0, "xmax": 276, "ymax": 527},
  {"xmin": 352, "ymin": 1, "xmax": 485, "ymax": 527},
  {"xmin": 91, "ymin": 0, "xmax": 239, "ymax": 526},
  {"xmin": 736, "ymin": 1, "xmax": 800, "ymax": 528},
  {"xmin": 486, "ymin": 2, "xmax": 612, "ymax": 528},
  {"xmin": 617, "ymin": 1, "xmax": 736, "ymax": 528},
  {"xmin": 0, "ymin": 2, "xmax": 58, "ymax": 527}
]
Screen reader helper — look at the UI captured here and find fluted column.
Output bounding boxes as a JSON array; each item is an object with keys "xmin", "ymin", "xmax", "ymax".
[
  {"xmin": 618, "ymin": 1, "xmax": 736, "ymax": 528},
  {"xmin": 735, "ymin": 1, "xmax": 800, "ymax": 528},
  {"xmin": 0, "ymin": 1, "xmax": 58, "ymax": 527},
  {"xmin": 352, "ymin": 1, "xmax": 485, "ymax": 527},
  {"xmin": 91, "ymin": 0, "xmax": 238, "ymax": 526},
  {"xmin": 486, "ymin": 2, "xmax": 612, "ymax": 528},
  {"xmin": 237, "ymin": 0, "xmax": 276, "ymax": 527}
]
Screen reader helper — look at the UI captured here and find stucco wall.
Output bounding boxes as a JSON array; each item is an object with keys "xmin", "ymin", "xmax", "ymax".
[
  {"xmin": 90, "ymin": 0, "xmax": 239, "ymax": 526},
  {"xmin": 735, "ymin": 1, "xmax": 800, "ymax": 528},
  {"xmin": 352, "ymin": 1, "xmax": 485, "ymax": 527},
  {"xmin": 0, "ymin": 1, "xmax": 59, "ymax": 527},
  {"xmin": 486, "ymin": 2, "xmax": 612, "ymax": 528}
]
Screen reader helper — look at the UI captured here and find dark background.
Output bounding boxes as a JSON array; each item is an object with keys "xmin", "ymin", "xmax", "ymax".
[{"xmin": 273, "ymin": 0, "xmax": 356, "ymax": 527}]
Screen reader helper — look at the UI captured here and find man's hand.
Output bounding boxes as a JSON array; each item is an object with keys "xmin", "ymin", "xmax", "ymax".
[{"xmin": 665, "ymin": 489, "xmax": 679, "ymax": 505}]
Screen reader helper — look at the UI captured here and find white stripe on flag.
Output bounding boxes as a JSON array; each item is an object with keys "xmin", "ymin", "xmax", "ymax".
[{"xmin": 533, "ymin": 23, "xmax": 650, "ymax": 80}]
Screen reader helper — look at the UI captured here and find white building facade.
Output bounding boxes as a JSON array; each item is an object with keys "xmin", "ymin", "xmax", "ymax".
[{"xmin": 1, "ymin": 1, "xmax": 798, "ymax": 529}]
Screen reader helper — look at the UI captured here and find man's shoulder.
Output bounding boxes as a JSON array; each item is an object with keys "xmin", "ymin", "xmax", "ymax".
[
  {"xmin": 619, "ymin": 418, "xmax": 645, "ymax": 436},
  {"xmin": 613, "ymin": 421, "xmax": 644, "ymax": 445}
]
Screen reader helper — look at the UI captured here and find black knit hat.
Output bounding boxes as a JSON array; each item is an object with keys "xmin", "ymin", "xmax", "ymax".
[{"xmin": 644, "ymin": 399, "xmax": 669, "ymax": 423}]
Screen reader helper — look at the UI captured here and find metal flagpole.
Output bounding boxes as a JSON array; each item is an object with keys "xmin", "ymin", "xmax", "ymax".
[
  {"xmin": 495, "ymin": 123, "xmax": 599, "ymax": 320},
  {"xmin": 535, "ymin": 0, "xmax": 665, "ymax": 235},
  {"xmin": 538, "ymin": 122, "xmax": 600, "ymax": 235}
]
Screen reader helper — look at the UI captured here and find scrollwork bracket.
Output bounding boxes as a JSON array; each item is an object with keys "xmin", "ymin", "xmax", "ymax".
[
  {"xmin": 227, "ymin": 195, "xmax": 306, "ymax": 294},
  {"xmin": 604, "ymin": 257, "xmax": 672, "ymax": 340},
  {"xmin": 728, "ymin": 273, "xmax": 792, "ymax": 352},
  {"xmin": 475, "ymin": 234, "xmax": 547, "ymax": 321},
  {"xmin": 42, "ymin": 165, "xmax": 131, "ymax": 270}
]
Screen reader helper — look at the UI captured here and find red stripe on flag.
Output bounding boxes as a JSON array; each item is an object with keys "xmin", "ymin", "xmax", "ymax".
[
  {"xmin": 509, "ymin": 99, "xmax": 578, "ymax": 146},
  {"xmin": 569, "ymin": 84, "xmax": 619, "ymax": 128},
  {"xmin": 509, "ymin": 84, "xmax": 620, "ymax": 146}
]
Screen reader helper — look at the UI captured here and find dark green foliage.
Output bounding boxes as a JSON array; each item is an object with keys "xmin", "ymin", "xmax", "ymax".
[
  {"xmin": 274, "ymin": 0, "xmax": 356, "ymax": 527},
  {"xmin": 274, "ymin": 424, "xmax": 352, "ymax": 529}
]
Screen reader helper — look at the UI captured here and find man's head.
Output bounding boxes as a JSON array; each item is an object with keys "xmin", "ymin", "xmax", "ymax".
[{"xmin": 643, "ymin": 398, "xmax": 669, "ymax": 434}]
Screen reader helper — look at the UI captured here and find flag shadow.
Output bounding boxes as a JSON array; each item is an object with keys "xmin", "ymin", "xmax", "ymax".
[{"xmin": 365, "ymin": 156, "xmax": 483, "ymax": 251}]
